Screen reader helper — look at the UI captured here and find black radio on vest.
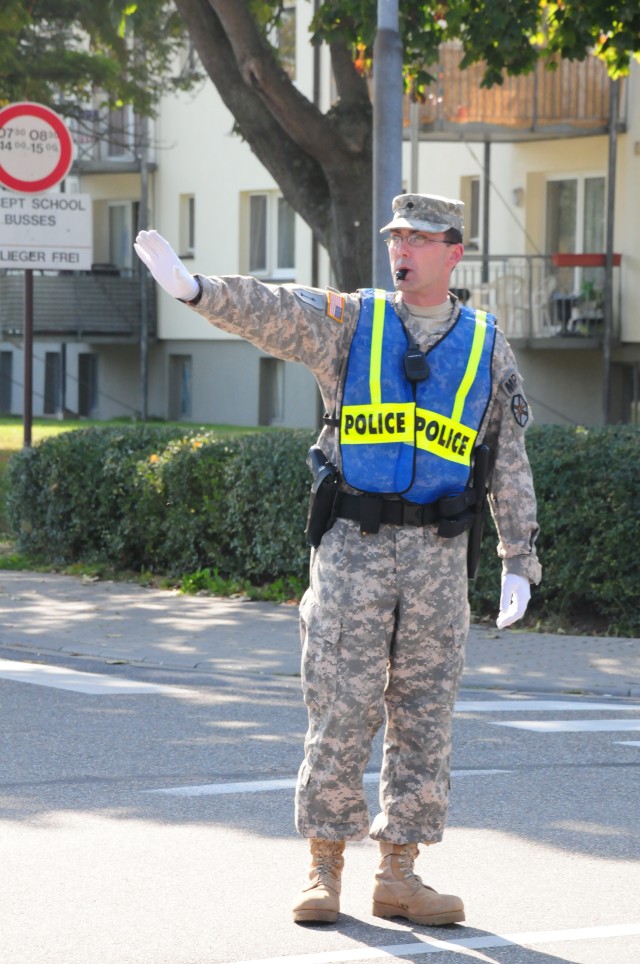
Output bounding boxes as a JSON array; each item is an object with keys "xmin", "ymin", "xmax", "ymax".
[{"xmin": 404, "ymin": 346, "xmax": 430, "ymax": 382}]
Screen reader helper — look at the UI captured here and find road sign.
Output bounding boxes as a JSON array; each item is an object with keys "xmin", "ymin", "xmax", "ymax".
[
  {"xmin": 0, "ymin": 102, "xmax": 74, "ymax": 193},
  {"xmin": 0, "ymin": 193, "xmax": 92, "ymax": 270}
]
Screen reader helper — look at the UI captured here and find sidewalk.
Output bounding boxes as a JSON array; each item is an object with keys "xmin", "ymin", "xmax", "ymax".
[{"xmin": 0, "ymin": 570, "xmax": 638, "ymax": 697}]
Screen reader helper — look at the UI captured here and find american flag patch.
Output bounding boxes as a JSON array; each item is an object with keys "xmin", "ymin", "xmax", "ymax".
[{"xmin": 326, "ymin": 291, "xmax": 345, "ymax": 322}]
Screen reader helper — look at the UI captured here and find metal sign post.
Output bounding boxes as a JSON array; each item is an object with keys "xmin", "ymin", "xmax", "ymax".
[{"xmin": 0, "ymin": 102, "xmax": 75, "ymax": 447}]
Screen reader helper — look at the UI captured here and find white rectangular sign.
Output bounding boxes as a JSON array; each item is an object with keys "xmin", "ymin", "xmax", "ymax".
[{"xmin": 0, "ymin": 192, "xmax": 92, "ymax": 270}]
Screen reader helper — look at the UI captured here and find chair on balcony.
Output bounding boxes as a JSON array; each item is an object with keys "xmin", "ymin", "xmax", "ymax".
[
  {"xmin": 531, "ymin": 275, "xmax": 559, "ymax": 337},
  {"xmin": 469, "ymin": 274, "xmax": 527, "ymax": 338}
]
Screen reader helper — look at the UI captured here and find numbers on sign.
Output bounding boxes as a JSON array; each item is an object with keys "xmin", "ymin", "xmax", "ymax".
[{"xmin": 0, "ymin": 126, "xmax": 26, "ymax": 139}]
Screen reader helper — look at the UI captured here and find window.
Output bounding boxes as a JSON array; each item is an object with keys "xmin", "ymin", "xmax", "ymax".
[
  {"xmin": 107, "ymin": 105, "xmax": 134, "ymax": 159},
  {"xmin": 108, "ymin": 202, "xmax": 135, "ymax": 272},
  {"xmin": 78, "ymin": 354, "xmax": 98, "ymax": 416},
  {"xmin": 169, "ymin": 355, "xmax": 192, "ymax": 420},
  {"xmin": 44, "ymin": 352, "xmax": 61, "ymax": 416},
  {"xmin": 278, "ymin": 7, "xmax": 296, "ymax": 80},
  {"xmin": 259, "ymin": 358, "xmax": 284, "ymax": 425},
  {"xmin": 0, "ymin": 351, "xmax": 12, "ymax": 413},
  {"xmin": 468, "ymin": 178, "xmax": 481, "ymax": 249},
  {"xmin": 246, "ymin": 191, "xmax": 295, "ymax": 279},
  {"xmin": 546, "ymin": 175, "xmax": 606, "ymax": 292},
  {"xmin": 179, "ymin": 195, "xmax": 196, "ymax": 257}
]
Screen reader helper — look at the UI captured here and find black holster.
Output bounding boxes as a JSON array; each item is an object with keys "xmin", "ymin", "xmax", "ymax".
[
  {"xmin": 467, "ymin": 444, "xmax": 491, "ymax": 579},
  {"xmin": 305, "ymin": 446, "xmax": 340, "ymax": 548}
]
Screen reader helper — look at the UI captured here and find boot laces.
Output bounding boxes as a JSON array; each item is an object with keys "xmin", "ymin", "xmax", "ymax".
[
  {"xmin": 312, "ymin": 843, "xmax": 342, "ymax": 882},
  {"xmin": 398, "ymin": 844, "xmax": 422, "ymax": 883}
]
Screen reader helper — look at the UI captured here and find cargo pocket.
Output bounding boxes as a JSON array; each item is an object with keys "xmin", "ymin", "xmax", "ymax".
[{"xmin": 299, "ymin": 591, "xmax": 342, "ymax": 713}]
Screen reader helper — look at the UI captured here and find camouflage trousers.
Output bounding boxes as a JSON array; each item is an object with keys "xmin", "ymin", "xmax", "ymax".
[{"xmin": 295, "ymin": 518, "xmax": 470, "ymax": 844}]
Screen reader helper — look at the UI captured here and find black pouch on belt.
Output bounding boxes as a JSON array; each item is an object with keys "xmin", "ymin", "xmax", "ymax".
[{"xmin": 305, "ymin": 445, "xmax": 340, "ymax": 548}]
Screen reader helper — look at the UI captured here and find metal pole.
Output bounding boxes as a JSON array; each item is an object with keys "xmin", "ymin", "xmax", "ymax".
[
  {"xmin": 139, "ymin": 115, "xmax": 149, "ymax": 421},
  {"xmin": 311, "ymin": 0, "xmax": 321, "ymax": 289},
  {"xmin": 602, "ymin": 78, "xmax": 619, "ymax": 426},
  {"xmin": 372, "ymin": 0, "xmax": 403, "ymax": 288},
  {"xmin": 410, "ymin": 99, "xmax": 419, "ymax": 193},
  {"xmin": 23, "ymin": 269, "xmax": 33, "ymax": 447}
]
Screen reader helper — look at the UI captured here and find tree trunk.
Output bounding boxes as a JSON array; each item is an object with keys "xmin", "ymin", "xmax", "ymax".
[{"xmin": 172, "ymin": 0, "xmax": 374, "ymax": 292}]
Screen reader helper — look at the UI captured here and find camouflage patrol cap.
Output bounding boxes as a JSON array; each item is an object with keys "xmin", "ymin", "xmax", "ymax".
[{"xmin": 380, "ymin": 193, "xmax": 464, "ymax": 235}]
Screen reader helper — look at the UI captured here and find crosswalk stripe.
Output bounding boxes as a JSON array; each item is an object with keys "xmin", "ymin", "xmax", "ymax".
[
  {"xmin": 455, "ymin": 699, "xmax": 633, "ymax": 712},
  {"xmin": 144, "ymin": 769, "xmax": 510, "ymax": 797},
  {"xmin": 493, "ymin": 719, "xmax": 640, "ymax": 732},
  {"xmin": 228, "ymin": 922, "xmax": 640, "ymax": 963},
  {"xmin": 0, "ymin": 658, "xmax": 185, "ymax": 695}
]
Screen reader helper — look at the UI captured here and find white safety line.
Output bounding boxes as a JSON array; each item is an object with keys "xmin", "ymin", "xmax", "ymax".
[
  {"xmin": 145, "ymin": 770, "xmax": 510, "ymax": 797},
  {"xmin": 455, "ymin": 699, "xmax": 632, "ymax": 713},
  {"xmin": 227, "ymin": 922, "xmax": 640, "ymax": 964},
  {"xmin": 615, "ymin": 740, "xmax": 640, "ymax": 746},
  {"xmin": 492, "ymin": 719, "xmax": 640, "ymax": 732},
  {"xmin": 0, "ymin": 658, "xmax": 185, "ymax": 695}
]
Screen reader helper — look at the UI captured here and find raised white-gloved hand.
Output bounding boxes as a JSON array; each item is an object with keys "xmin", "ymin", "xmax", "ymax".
[
  {"xmin": 496, "ymin": 573, "xmax": 531, "ymax": 629},
  {"xmin": 134, "ymin": 229, "xmax": 199, "ymax": 302}
]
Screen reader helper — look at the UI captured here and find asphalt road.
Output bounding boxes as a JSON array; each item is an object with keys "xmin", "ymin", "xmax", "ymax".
[{"xmin": 1, "ymin": 644, "xmax": 639, "ymax": 964}]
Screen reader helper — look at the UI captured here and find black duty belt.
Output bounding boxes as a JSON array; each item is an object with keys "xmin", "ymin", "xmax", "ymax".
[{"xmin": 334, "ymin": 490, "xmax": 476, "ymax": 538}]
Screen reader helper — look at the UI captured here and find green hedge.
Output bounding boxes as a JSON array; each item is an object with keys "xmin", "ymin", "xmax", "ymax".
[
  {"xmin": 6, "ymin": 425, "xmax": 315, "ymax": 582},
  {"xmin": 5, "ymin": 424, "xmax": 640, "ymax": 634},
  {"xmin": 469, "ymin": 424, "xmax": 640, "ymax": 636}
]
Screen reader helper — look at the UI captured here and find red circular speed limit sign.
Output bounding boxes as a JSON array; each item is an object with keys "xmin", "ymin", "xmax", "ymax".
[{"xmin": 0, "ymin": 102, "xmax": 73, "ymax": 193}]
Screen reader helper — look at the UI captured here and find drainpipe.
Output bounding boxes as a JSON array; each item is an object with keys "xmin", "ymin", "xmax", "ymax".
[
  {"xmin": 481, "ymin": 140, "xmax": 491, "ymax": 284},
  {"xmin": 602, "ymin": 78, "xmax": 619, "ymax": 426}
]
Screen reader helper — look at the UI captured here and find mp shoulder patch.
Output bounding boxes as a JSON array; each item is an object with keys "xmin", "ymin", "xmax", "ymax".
[{"xmin": 500, "ymin": 369, "xmax": 521, "ymax": 398}]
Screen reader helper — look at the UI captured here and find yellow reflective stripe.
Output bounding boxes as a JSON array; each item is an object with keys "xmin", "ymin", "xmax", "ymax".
[
  {"xmin": 369, "ymin": 290, "xmax": 387, "ymax": 405},
  {"xmin": 415, "ymin": 407, "xmax": 477, "ymax": 466},
  {"xmin": 341, "ymin": 403, "xmax": 415, "ymax": 443},
  {"xmin": 451, "ymin": 310, "xmax": 487, "ymax": 424}
]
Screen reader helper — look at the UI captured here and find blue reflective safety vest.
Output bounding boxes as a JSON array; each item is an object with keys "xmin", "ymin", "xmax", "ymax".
[{"xmin": 339, "ymin": 288, "xmax": 496, "ymax": 504}]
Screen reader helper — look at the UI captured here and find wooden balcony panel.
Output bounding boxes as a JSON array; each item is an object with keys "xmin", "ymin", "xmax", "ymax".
[
  {"xmin": 0, "ymin": 274, "xmax": 157, "ymax": 342},
  {"xmin": 406, "ymin": 45, "xmax": 620, "ymax": 139}
]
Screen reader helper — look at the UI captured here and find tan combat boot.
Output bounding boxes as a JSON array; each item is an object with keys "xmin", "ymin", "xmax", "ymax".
[
  {"xmin": 372, "ymin": 842, "xmax": 465, "ymax": 926},
  {"xmin": 292, "ymin": 838, "xmax": 345, "ymax": 923}
]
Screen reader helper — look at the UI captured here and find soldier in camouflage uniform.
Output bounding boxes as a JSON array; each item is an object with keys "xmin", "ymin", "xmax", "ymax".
[{"xmin": 135, "ymin": 193, "xmax": 541, "ymax": 927}]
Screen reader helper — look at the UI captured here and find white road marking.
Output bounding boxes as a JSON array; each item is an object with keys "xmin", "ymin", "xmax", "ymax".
[
  {"xmin": 145, "ymin": 770, "xmax": 510, "ymax": 797},
  {"xmin": 493, "ymin": 719, "xmax": 640, "ymax": 732},
  {"xmin": 455, "ymin": 699, "xmax": 632, "ymax": 712},
  {"xmin": 615, "ymin": 741, "xmax": 640, "ymax": 746},
  {"xmin": 228, "ymin": 922, "xmax": 640, "ymax": 963},
  {"xmin": 0, "ymin": 658, "xmax": 184, "ymax": 695}
]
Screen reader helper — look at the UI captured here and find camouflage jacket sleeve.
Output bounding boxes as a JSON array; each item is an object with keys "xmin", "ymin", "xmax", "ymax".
[
  {"xmin": 186, "ymin": 274, "xmax": 360, "ymax": 414},
  {"xmin": 482, "ymin": 328, "xmax": 542, "ymax": 585}
]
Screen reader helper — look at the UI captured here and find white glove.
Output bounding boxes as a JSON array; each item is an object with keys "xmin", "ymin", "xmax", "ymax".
[
  {"xmin": 134, "ymin": 229, "xmax": 199, "ymax": 302},
  {"xmin": 496, "ymin": 573, "xmax": 531, "ymax": 629}
]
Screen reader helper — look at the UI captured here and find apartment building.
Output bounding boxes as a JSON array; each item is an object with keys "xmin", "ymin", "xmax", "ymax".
[{"xmin": 1, "ymin": 2, "xmax": 638, "ymax": 427}]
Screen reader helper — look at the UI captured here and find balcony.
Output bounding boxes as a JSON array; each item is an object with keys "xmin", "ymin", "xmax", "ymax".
[
  {"xmin": 452, "ymin": 254, "xmax": 621, "ymax": 347},
  {"xmin": 406, "ymin": 43, "xmax": 624, "ymax": 141},
  {"xmin": 0, "ymin": 271, "xmax": 157, "ymax": 343},
  {"xmin": 68, "ymin": 110, "xmax": 157, "ymax": 175}
]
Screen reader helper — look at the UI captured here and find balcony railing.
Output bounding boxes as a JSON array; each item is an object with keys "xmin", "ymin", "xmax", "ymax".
[
  {"xmin": 68, "ymin": 110, "xmax": 157, "ymax": 174},
  {"xmin": 0, "ymin": 272, "xmax": 157, "ymax": 342},
  {"xmin": 451, "ymin": 254, "xmax": 621, "ymax": 345}
]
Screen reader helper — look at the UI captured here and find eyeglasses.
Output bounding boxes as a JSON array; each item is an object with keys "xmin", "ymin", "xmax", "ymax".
[{"xmin": 385, "ymin": 233, "xmax": 456, "ymax": 248}]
